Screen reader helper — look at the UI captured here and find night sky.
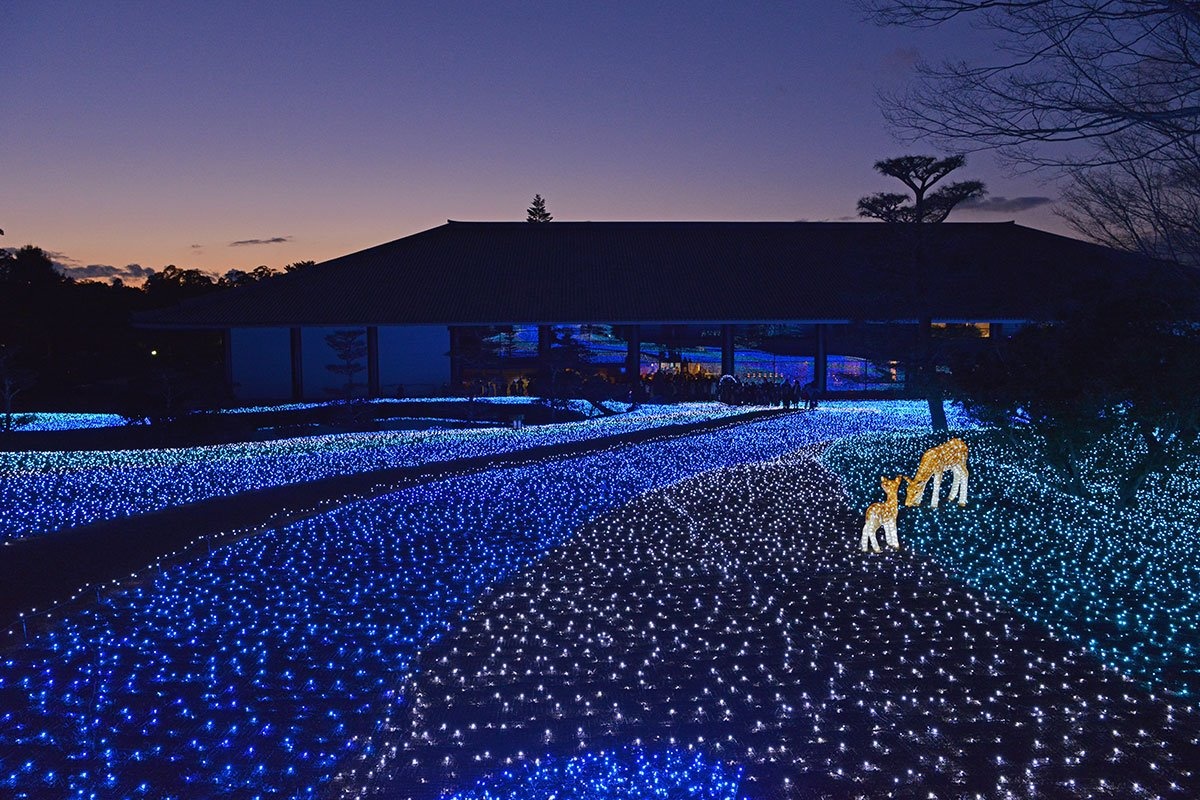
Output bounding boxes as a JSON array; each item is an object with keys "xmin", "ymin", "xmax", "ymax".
[{"xmin": 4, "ymin": 2, "xmax": 1064, "ymax": 281}]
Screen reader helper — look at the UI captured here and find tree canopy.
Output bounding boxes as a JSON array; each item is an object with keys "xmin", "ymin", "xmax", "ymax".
[
  {"xmin": 857, "ymin": 155, "xmax": 986, "ymax": 223},
  {"xmin": 863, "ymin": 1, "xmax": 1200, "ymax": 170},
  {"xmin": 526, "ymin": 194, "xmax": 553, "ymax": 223},
  {"xmin": 864, "ymin": 3, "xmax": 1200, "ymax": 269}
]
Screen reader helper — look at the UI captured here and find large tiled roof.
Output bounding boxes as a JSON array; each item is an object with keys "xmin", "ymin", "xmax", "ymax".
[{"xmin": 137, "ymin": 221, "xmax": 1197, "ymax": 327}]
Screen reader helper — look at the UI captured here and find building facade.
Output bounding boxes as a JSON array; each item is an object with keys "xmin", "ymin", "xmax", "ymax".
[{"xmin": 140, "ymin": 221, "xmax": 1192, "ymax": 401}]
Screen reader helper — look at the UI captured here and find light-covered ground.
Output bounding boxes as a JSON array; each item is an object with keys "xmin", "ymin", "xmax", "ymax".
[
  {"xmin": 0, "ymin": 404, "xmax": 966, "ymax": 800},
  {"xmin": 10, "ymin": 412, "xmax": 127, "ymax": 432},
  {"xmin": 359, "ymin": 450, "xmax": 1195, "ymax": 799},
  {"xmin": 823, "ymin": 428, "xmax": 1200, "ymax": 700},
  {"xmin": 5, "ymin": 397, "xmax": 624, "ymax": 431},
  {"xmin": 0, "ymin": 402, "xmax": 753, "ymax": 540}
]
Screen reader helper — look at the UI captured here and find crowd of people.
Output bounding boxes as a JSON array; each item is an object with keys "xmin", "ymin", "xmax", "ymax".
[{"xmin": 450, "ymin": 369, "xmax": 818, "ymax": 410}]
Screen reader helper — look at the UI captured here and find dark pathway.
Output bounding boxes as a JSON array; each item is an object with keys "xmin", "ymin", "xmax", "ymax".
[
  {"xmin": 0, "ymin": 409, "xmax": 787, "ymax": 635},
  {"xmin": 347, "ymin": 448, "xmax": 1200, "ymax": 799}
]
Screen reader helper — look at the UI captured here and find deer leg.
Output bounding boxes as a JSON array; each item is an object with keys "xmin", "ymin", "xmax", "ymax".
[
  {"xmin": 930, "ymin": 471, "xmax": 943, "ymax": 509},
  {"xmin": 862, "ymin": 519, "xmax": 881, "ymax": 553},
  {"xmin": 951, "ymin": 465, "xmax": 966, "ymax": 503},
  {"xmin": 885, "ymin": 518, "xmax": 899, "ymax": 549}
]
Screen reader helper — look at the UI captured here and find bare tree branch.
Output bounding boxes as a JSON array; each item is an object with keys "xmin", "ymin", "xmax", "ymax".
[
  {"xmin": 1057, "ymin": 134, "xmax": 1200, "ymax": 265},
  {"xmin": 863, "ymin": 1, "xmax": 1200, "ymax": 169}
]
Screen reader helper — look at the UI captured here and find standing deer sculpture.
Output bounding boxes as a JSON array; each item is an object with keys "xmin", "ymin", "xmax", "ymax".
[
  {"xmin": 861, "ymin": 475, "xmax": 904, "ymax": 553},
  {"xmin": 904, "ymin": 438, "xmax": 969, "ymax": 509}
]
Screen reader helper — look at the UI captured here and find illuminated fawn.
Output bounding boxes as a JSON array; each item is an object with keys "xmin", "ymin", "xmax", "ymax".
[
  {"xmin": 861, "ymin": 475, "xmax": 903, "ymax": 553},
  {"xmin": 904, "ymin": 438, "xmax": 969, "ymax": 509}
]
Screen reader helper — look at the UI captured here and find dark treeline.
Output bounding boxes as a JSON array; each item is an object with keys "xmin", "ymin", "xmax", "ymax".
[{"xmin": 0, "ymin": 245, "xmax": 314, "ymax": 413}]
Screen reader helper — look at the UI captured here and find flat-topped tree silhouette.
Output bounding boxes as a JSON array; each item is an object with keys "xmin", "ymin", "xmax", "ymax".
[
  {"xmin": 858, "ymin": 154, "xmax": 986, "ymax": 432},
  {"xmin": 857, "ymin": 155, "xmax": 985, "ymax": 224},
  {"xmin": 526, "ymin": 194, "xmax": 553, "ymax": 222}
]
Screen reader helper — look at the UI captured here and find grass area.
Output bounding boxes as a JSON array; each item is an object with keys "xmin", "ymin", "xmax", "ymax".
[{"xmin": 821, "ymin": 427, "xmax": 1200, "ymax": 697}]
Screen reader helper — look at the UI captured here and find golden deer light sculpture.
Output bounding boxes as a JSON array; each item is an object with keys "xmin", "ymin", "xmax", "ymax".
[
  {"xmin": 904, "ymin": 438, "xmax": 969, "ymax": 509},
  {"xmin": 861, "ymin": 475, "xmax": 903, "ymax": 553}
]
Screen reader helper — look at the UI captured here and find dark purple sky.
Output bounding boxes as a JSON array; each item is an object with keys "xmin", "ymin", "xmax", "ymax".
[{"xmin": 3, "ymin": 2, "xmax": 1064, "ymax": 280}]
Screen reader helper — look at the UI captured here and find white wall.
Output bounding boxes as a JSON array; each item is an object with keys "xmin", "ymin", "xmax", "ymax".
[
  {"xmin": 230, "ymin": 327, "xmax": 292, "ymax": 400},
  {"xmin": 378, "ymin": 325, "xmax": 450, "ymax": 397}
]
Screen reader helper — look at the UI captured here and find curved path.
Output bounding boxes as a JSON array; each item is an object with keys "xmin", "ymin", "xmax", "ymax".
[{"xmin": 350, "ymin": 449, "xmax": 1199, "ymax": 799}]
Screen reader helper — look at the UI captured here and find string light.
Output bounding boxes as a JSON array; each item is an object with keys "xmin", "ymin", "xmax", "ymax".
[
  {"xmin": 0, "ymin": 402, "xmax": 757, "ymax": 540},
  {"xmin": 347, "ymin": 434, "xmax": 1197, "ymax": 798},
  {"xmin": 0, "ymin": 403, "xmax": 959, "ymax": 798},
  {"xmin": 824, "ymin": 429, "xmax": 1200, "ymax": 698}
]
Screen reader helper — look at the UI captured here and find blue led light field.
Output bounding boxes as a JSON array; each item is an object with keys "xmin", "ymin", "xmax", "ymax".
[
  {"xmin": 0, "ymin": 404, "xmax": 954, "ymax": 799},
  {"xmin": 822, "ymin": 428, "xmax": 1200, "ymax": 698},
  {"xmin": 350, "ymin": 435, "xmax": 1199, "ymax": 799},
  {"xmin": 12, "ymin": 412, "xmax": 126, "ymax": 431},
  {"xmin": 0, "ymin": 403, "xmax": 751, "ymax": 540},
  {"xmin": 446, "ymin": 747, "xmax": 744, "ymax": 800}
]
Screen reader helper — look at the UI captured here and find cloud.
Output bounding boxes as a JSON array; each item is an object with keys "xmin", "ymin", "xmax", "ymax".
[
  {"xmin": 959, "ymin": 196, "xmax": 1055, "ymax": 213},
  {"xmin": 57, "ymin": 262, "xmax": 157, "ymax": 281},
  {"xmin": 230, "ymin": 236, "xmax": 292, "ymax": 247},
  {"xmin": 883, "ymin": 47, "xmax": 921, "ymax": 71},
  {"xmin": 42, "ymin": 249, "xmax": 81, "ymax": 267}
]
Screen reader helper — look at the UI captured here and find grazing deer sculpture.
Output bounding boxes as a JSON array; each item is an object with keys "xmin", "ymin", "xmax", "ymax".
[
  {"xmin": 861, "ymin": 475, "xmax": 903, "ymax": 553},
  {"xmin": 904, "ymin": 438, "xmax": 969, "ymax": 509}
]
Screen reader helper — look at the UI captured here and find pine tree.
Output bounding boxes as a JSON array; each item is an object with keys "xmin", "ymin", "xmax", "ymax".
[
  {"xmin": 526, "ymin": 194, "xmax": 553, "ymax": 223},
  {"xmin": 324, "ymin": 329, "xmax": 368, "ymax": 402},
  {"xmin": 857, "ymin": 154, "xmax": 986, "ymax": 433}
]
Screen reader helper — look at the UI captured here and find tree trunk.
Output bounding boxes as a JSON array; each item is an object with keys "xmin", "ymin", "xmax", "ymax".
[
  {"xmin": 927, "ymin": 384, "xmax": 948, "ymax": 433},
  {"xmin": 1047, "ymin": 435, "xmax": 1089, "ymax": 499},
  {"xmin": 918, "ymin": 317, "xmax": 949, "ymax": 433},
  {"xmin": 1117, "ymin": 425, "xmax": 1169, "ymax": 509}
]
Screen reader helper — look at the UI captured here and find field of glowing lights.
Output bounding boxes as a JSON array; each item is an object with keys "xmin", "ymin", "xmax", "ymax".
[
  {"xmin": 0, "ymin": 402, "xmax": 754, "ymax": 540},
  {"xmin": 1, "ymin": 401, "xmax": 1197, "ymax": 799}
]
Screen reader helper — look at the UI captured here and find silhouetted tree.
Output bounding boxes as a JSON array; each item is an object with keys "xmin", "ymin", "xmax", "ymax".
[
  {"xmin": 143, "ymin": 265, "xmax": 219, "ymax": 305},
  {"xmin": 218, "ymin": 265, "xmax": 279, "ymax": 288},
  {"xmin": 863, "ymin": 2, "xmax": 1200, "ymax": 170},
  {"xmin": 1058, "ymin": 135, "xmax": 1200, "ymax": 268},
  {"xmin": 540, "ymin": 326, "xmax": 590, "ymax": 416},
  {"xmin": 526, "ymin": 194, "xmax": 553, "ymax": 222},
  {"xmin": 858, "ymin": 155, "xmax": 985, "ymax": 432},
  {"xmin": 857, "ymin": 155, "xmax": 985, "ymax": 224},
  {"xmin": 325, "ymin": 329, "xmax": 368, "ymax": 402},
  {"xmin": 0, "ymin": 245, "xmax": 71, "ymax": 287},
  {"xmin": 284, "ymin": 260, "xmax": 317, "ymax": 273},
  {"xmin": 952, "ymin": 298, "xmax": 1200, "ymax": 508}
]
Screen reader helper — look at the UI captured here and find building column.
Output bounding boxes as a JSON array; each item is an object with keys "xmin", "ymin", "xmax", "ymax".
[
  {"xmin": 366, "ymin": 326, "xmax": 381, "ymax": 398},
  {"xmin": 721, "ymin": 324, "xmax": 735, "ymax": 376},
  {"xmin": 624, "ymin": 324, "xmax": 641, "ymax": 382},
  {"xmin": 814, "ymin": 324, "xmax": 828, "ymax": 395},
  {"xmin": 537, "ymin": 324, "xmax": 554, "ymax": 381},
  {"xmin": 222, "ymin": 329, "xmax": 234, "ymax": 394},
  {"xmin": 448, "ymin": 326, "xmax": 463, "ymax": 390},
  {"xmin": 289, "ymin": 327, "xmax": 304, "ymax": 401}
]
